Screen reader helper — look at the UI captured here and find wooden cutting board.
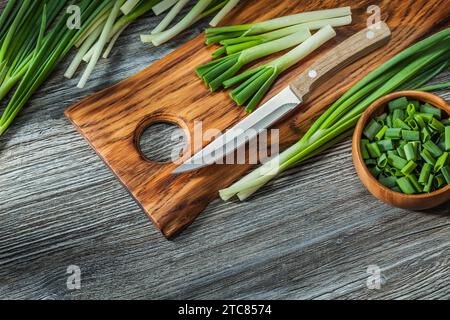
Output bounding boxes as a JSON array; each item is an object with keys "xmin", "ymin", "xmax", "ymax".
[{"xmin": 65, "ymin": 0, "xmax": 450, "ymax": 238}]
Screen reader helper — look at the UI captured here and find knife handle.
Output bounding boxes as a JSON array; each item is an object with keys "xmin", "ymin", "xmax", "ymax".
[{"xmin": 290, "ymin": 22, "xmax": 391, "ymax": 99}]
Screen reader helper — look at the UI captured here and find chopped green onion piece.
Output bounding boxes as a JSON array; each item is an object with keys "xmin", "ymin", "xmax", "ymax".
[
  {"xmin": 445, "ymin": 126, "xmax": 450, "ymax": 151},
  {"xmin": 379, "ymin": 175, "xmax": 397, "ymax": 188},
  {"xmin": 406, "ymin": 119, "xmax": 419, "ymax": 130},
  {"xmin": 386, "ymin": 114, "xmax": 393, "ymax": 128},
  {"xmin": 375, "ymin": 125, "xmax": 388, "ymax": 141},
  {"xmin": 438, "ymin": 139, "xmax": 446, "ymax": 151},
  {"xmin": 387, "ymin": 150, "xmax": 398, "ymax": 158},
  {"xmin": 402, "ymin": 130, "xmax": 420, "ymax": 141},
  {"xmin": 410, "ymin": 100, "xmax": 420, "ymax": 110},
  {"xmin": 416, "ymin": 113, "xmax": 434, "ymax": 122},
  {"xmin": 390, "ymin": 167, "xmax": 403, "ymax": 177},
  {"xmin": 363, "ymin": 119, "xmax": 382, "ymax": 140},
  {"xmin": 367, "ymin": 142, "xmax": 382, "ymax": 158},
  {"xmin": 418, "ymin": 163, "xmax": 433, "ymax": 184},
  {"xmin": 423, "ymin": 140, "xmax": 443, "ymax": 158},
  {"xmin": 397, "ymin": 142, "xmax": 407, "ymax": 158},
  {"xmin": 401, "ymin": 160, "xmax": 417, "ymax": 175},
  {"xmin": 396, "ymin": 177, "xmax": 416, "ymax": 194},
  {"xmin": 406, "ymin": 103, "xmax": 416, "ymax": 116},
  {"xmin": 414, "ymin": 114, "xmax": 427, "ymax": 128},
  {"xmin": 361, "ymin": 139, "xmax": 370, "ymax": 160},
  {"xmin": 421, "ymin": 127, "xmax": 432, "ymax": 143},
  {"xmin": 394, "ymin": 118, "xmax": 411, "ymax": 129},
  {"xmin": 403, "ymin": 142, "xmax": 418, "ymax": 161},
  {"xmin": 441, "ymin": 166, "xmax": 450, "ymax": 184},
  {"xmin": 429, "ymin": 117, "xmax": 445, "ymax": 133},
  {"xmin": 434, "ymin": 174, "xmax": 446, "ymax": 189},
  {"xmin": 388, "ymin": 154, "xmax": 408, "ymax": 170},
  {"xmin": 407, "ymin": 174, "xmax": 422, "ymax": 192},
  {"xmin": 421, "ymin": 149, "xmax": 437, "ymax": 165},
  {"xmin": 420, "ymin": 103, "xmax": 441, "ymax": 119},
  {"xmin": 377, "ymin": 139, "xmax": 395, "ymax": 152},
  {"xmin": 392, "ymin": 109, "xmax": 405, "ymax": 123},
  {"xmin": 423, "ymin": 174, "xmax": 435, "ymax": 193},
  {"xmin": 386, "ymin": 128, "xmax": 402, "ymax": 139},
  {"xmin": 375, "ymin": 113, "xmax": 387, "ymax": 123},
  {"xmin": 388, "ymin": 97, "xmax": 408, "ymax": 112},
  {"xmin": 368, "ymin": 166, "xmax": 382, "ymax": 178},
  {"xmin": 378, "ymin": 153, "xmax": 388, "ymax": 168},
  {"xmin": 434, "ymin": 152, "xmax": 449, "ymax": 172}
]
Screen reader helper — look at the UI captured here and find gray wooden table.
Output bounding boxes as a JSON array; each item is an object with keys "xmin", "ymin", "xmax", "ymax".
[{"xmin": 0, "ymin": 5, "xmax": 449, "ymax": 300}]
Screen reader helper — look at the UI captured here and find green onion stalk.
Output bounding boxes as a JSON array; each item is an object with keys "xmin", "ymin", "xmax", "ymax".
[
  {"xmin": 219, "ymin": 28, "xmax": 450, "ymax": 201},
  {"xmin": 415, "ymin": 82, "xmax": 450, "ymax": 92},
  {"xmin": 205, "ymin": 6, "xmax": 351, "ymax": 44},
  {"xmin": 196, "ymin": 28, "xmax": 312, "ymax": 91},
  {"xmin": 141, "ymin": 0, "xmax": 233, "ymax": 46},
  {"xmin": 152, "ymin": 0, "xmax": 179, "ymax": 16},
  {"xmin": 77, "ymin": 0, "xmax": 124, "ymax": 89},
  {"xmin": 66, "ymin": 0, "xmax": 161, "ymax": 85},
  {"xmin": 209, "ymin": 0, "xmax": 240, "ymax": 27},
  {"xmin": 74, "ymin": 2, "xmax": 114, "ymax": 48},
  {"xmin": 224, "ymin": 25, "xmax": 337, "ymax": 112},
  {"xmin": 121, "ymin": 0, "xmax": 141, "ymax": 15},
  {"xmin": 0, "ymin": 0, "xmax": 70, "ymax": 101},
  {"xmin": 151, "ymin": 0, "xmax": 191, "ymax": 35},
  {"xmin": 108, "ymin": 0, "xmax": 163, "ymax": 45},
  {"xmin": 0, "ymin": 0, "xmax": 114, "ymax": 136}
]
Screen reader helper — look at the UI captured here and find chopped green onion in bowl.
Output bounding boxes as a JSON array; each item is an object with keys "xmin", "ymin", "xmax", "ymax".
[{"xmin": 361, "ymin": 96, "xmax": 450, "ymax": 194}]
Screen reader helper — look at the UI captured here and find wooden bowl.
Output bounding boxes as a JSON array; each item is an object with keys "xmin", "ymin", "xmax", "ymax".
[{"xmin": 352, "ymin": 91, "xmax": 450, "ymax": 210}]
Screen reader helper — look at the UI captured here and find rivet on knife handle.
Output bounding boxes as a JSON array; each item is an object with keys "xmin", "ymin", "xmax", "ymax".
[{"xmin": 290, "ymin": 22, "xmax": 391, "ymax": 100}]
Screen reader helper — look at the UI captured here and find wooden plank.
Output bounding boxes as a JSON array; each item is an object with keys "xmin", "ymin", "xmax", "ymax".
[
  {"xmin": 0, "ymin": 0, "xmax": 448, "ymax": 300},
  {"xmin": 66, "ymin": 0, "xmax": 450, "ymax": 238}
]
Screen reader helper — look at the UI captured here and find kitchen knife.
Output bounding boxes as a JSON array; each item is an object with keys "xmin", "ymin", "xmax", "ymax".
[{"xmin": 173, "ymin": 22, "xmax": 391, "ymax": 174}]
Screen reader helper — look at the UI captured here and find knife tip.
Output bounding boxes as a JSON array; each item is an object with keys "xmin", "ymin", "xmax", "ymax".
[
  {"xmin": 171, "ymin": 163, "xmax": 204, "ymax": 174},
  {"xmin": 171, "ymin": 167, "xmax": 187, "ymax": 174}
]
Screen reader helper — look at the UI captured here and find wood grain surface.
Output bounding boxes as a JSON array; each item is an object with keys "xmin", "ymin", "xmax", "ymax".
[
  {"xmin": 66, "ymin": 0, "xmax": 450, "ymax": 238},
  {"xmin": 0, "ymin": 0, "xmax": 449, "ymax": 300}
]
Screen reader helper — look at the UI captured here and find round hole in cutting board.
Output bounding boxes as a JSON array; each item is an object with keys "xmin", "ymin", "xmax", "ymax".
[{"xmin": 139, "ymin": 122, "xmax": 187, "ymax": 163}]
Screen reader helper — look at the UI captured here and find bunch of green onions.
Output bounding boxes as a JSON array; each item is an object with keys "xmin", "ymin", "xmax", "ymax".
[
  {"xmin": 0, "ymin": 0, "xmax": 239, "ymax": 136},
  {"xmin": 65, "ymin": 0, "xmax": 162, "ymax": 88},
  {"xmin": 0, "ymin": 0, "xmax": 116, "ymax": 136},
  {"xmin": 0, "ymin": 0, "xmax": 66, "ymax": 102},
  {"xmin": 219, "ymin": 27, "xmax": 450, "ymax": 201},
  {"xmin": 197, "ymin": 28, "xmax": 313, "ymax": 91},
  {"xmin": 140, "ymin": 0, "xmax": 241, "ymax": 46},
  {"xmin": 197, "ymin": 7, "xmax": 352, "ymax": 111},
  {"xmin": 210, "ymin": 16, "xmax": 352, "ymax": 58}
]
